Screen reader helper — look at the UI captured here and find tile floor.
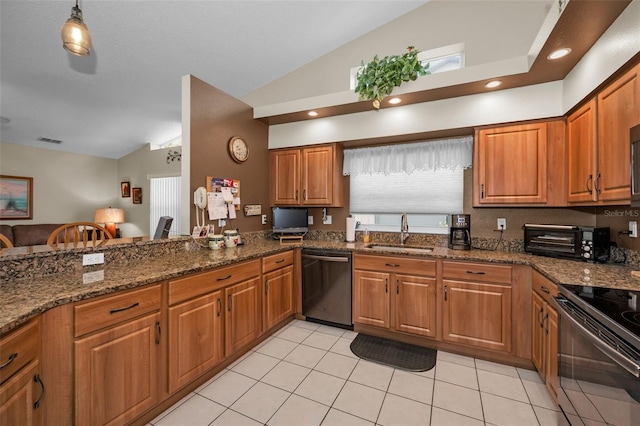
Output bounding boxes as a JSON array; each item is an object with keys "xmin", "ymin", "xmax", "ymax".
[{"xmin": 150, "ymin": 320, "xmax": 559, "ymax": 426}]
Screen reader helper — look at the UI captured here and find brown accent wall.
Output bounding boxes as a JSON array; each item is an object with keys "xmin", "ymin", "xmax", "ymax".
[{"xmin": 189, "ymin": 76, "xmax": 269, "ymax": 233}]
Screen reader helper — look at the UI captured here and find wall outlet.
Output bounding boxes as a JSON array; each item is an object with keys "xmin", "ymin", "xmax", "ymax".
[
  {"xmin": 261, "ymin": 214, "xmax": 267, "ymax": 225},
  {"xmin": 630, "ymin": 221, "xmax": 638, "ymax": 238},
  {"xmin": 82, "ymin": 253, "xmax": 104, "ymax": 266},
  {"xmin": 308, "ymin": 216, "xmax": 314, "ymax": 225},
  {"xmin": 497, "ymin": 218, "xmax": 506, "ymax": 231},
  {"xmin": 323, "ymin": 215, "xmax": 332, "ymax": 225}
]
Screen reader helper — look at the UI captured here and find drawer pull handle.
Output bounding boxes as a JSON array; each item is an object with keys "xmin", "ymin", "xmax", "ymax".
[
  {"xmin": 466, "ymin": 270, "xmax": 485, "ymax": 275},
  {"xmin": 217, "ymin": 298, "xmax": 222, "ymax": 316},
  {"xmin": 275, "ymin": 259, "xmax": 285, "ymax": 264},
  {"xmin": 540, "ymin": 286, "xmax": 550, "ymax": 294},
  {"xmin": 155, "ymin": 321, "xmax": 161, "ymax": 345},
  {"xmin": 0, "ymin": 352, "xmax": 18, "ymax": 370},
  {"xmin": 385, "ymin": 278, "xmax": 388, "ymax": 293},
  {"xmin": 34, "ymin": 374, "xmax": 45, "ymax": 409},
  {"xmin": 396, "ymin": 279, "xmax": 399, "ymax": 295},
  {"xmin": 543, "ymin": 313, "xmax": 549, "ymax": 335},
  {"xmin": 586, "ymin": 174, "xmax": 593, "ymax": 194},
  {"xmin": 110, "ymin": 302, "xmax": 139, "ymax": 314},
  {"xmin": 385, "ymin": 263, "xmax": 400, "ymax": 267},
  {"xmin": 538, "ymin": 307, "xmax": 544, "ymax": 327},
  {"xmin": 228, "ymin": 294, "xmax": 232, "ymax": 311},
  {"xmin": 217, "ymin": 275, "xmax": 232, "ymax": 281},
  {"xmin": 444, "ymin": 285, "xmax": 448, "ymax": 301}
]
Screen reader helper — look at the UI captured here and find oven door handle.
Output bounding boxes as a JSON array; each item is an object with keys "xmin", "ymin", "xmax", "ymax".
[
  {"xmin": 552, "ymin": 297, "xmax": 640, "ymax": 378},
  {"xmin": 302, "ymin": 254, "xmax": 350, "ymax": 262}
]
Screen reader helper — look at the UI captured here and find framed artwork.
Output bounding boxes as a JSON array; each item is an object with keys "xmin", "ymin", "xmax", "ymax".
[
  {"xmin": 132, "ymin": 187, "xmax": 142, "ymax": 204},
  {"xmin": 0, "ymin": 175, "xmax": 33, "ymax": 220},
  {"xmin": 121, "ymin": 181, "xmax": 131, "ymax": 197}
]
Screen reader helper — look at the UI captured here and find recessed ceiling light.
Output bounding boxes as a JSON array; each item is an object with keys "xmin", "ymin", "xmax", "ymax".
[
  {"xmin": 484, "ymin": 80, "xmax": 502, "ymax": 89},
  {"xmin": 388, "ymin": 97, "xmax": 402, "ymax": 105},
  {"xmin": 547, "ymin": 48, "xmax": 572, "ymax": 60},
  {"xmin": 308, "ymin": 111, "xmax": 318, "ymax": 117}
]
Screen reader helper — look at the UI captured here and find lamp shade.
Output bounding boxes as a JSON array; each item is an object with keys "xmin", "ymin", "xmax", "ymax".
[
  {"xmin": 95, "ymin": 208, "xmax": 125, "ymax": 225},
  {"xmin": 61, "ymin": 4, "xmax": 92, "ymax": 56}
]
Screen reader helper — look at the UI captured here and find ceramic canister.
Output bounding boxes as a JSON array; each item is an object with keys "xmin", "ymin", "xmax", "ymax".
[
  {"xmin": 209, "ymin": 234, "xmax": 225, "ymax": 250},
  {"xmin": 223, "ymin": 230, "xmax": 239, "ymax": 248}
]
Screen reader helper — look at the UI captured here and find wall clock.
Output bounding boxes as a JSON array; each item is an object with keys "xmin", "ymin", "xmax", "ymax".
[{"xmin": 228, "ymin": 136, "xmax": 249, "ymax": 163}]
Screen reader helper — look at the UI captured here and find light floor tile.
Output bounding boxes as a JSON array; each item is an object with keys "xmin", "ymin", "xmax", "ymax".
[
  {"xmin": 333, "ymin": 381, "xmax": 385, "ymax": 422},
  {"xmin": 210, "ymin": 409, "xmax": 262, "ymax": 426},
  {"xmin": 432, "ymin": 380, "xmax": 484, "ymax": 421},
  {"xmin": 477, "ymin": 369, "xmax": 529, "ymax": 403},
  {"xmin": 284, "ymin": 344, "xmax": 327, "ymax": 368},
  {"xmin": 475, "ymin": 358, "xmax": 519, "ymax": 378},
  {"xmin": 231, "ymin": 351, "xmax": 280, "ymax": 380},
  {"xmin": 227, "ymin": 350, "xmax": 254, "ymax": 369},
  {"xmin": 387, "ymin": 369, "xmax": 434, "ymax": 404},
  {"xmin": 435, "ymin": 359, "xmax": 478, "ymax": 390},
  {"xmin": 315, "ymin": 324, "xmax": 347, "ymax": 337},
  {"xmin": 341, "ymin": 330, "xmax": 358, "ymax": 340},
  {"xmin": 410, "ymin": 366, "xmax": 436, "ymax": 379},
  {"xmin": 155, "ymin": 394, "xmax": 225, "ymax": 426},
  {"xmin": 518, "ymin": 367, "xmax": 544, "ymax": 384},
  {"xmin": 194, "ymin": 368, "xmax": 227, "ymax": 394},
  {"xmin": 321, "ymin": 408, "xmax": 374, "ymax": 426},
  {"xmin": 523, "ymin": 379, "xmax": 558, "ymax": 410},
  {"xmin": 436, "ymin": 351, "xmax": 476, "ymax": 368},
  {"xmin": 268, "ymin": 394, "xmax": 330, "ymax": 426},
  {"xmin": 256, "ymin": 337, "xmax": 299, "ymax": 359},
  {"xmin": 278, "ymin": 325, "xmax": 314, "ymax": 343},
  {"xmin": 329, "ymin": 337, "xmax": 358, "ymax": 358},
  {"xmin": 231, "ymin": 382, "xmax": 290, "ymax": 424},
  {"xmin": 261, "ymin": 360, "xmax": 311, "ymax": 392},
  {"xmin": 289, "ymin": 319, "xmax": 320, "ymax": 331},
  {"xmin": 314, "ymin": 352, "xmax": 358, "ymax": 379},
  {"xmin": 533, "ymin": 405, "xmax": 560, "ymax": 426},
  {"xmin": 151, "ymin": 392, "xmax": 195, "ymax": 424},
  {"xmin": 586, "ymin": 393, "xmax": 637, "ymax": 426},
  {"xmin": 430, "ymin": 407, "xmax": 485, "ymax": 426},
  {"xmin": 348, "ymin": 360, "xmax": 394, "ymax": 391},
  {"xmin": 198, "ymin": 370, "xmax": 257, "ymax": 407},
  {"xmin": 481, "ymin": 392, "xmax": 539, "ymax": 426},
  {"xmin": 294, "ymin": 370, "xmax": 346, "ymax": 406},
  {"xmin": 376, "ymin": 392, "xmax": 431, "ymax": 426},
  {"xmin": 302, "ymin": 331, "xmax": 340, "ymax": 350}
]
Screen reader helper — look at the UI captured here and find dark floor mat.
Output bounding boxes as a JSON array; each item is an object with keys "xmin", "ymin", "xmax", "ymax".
[{"xmin": 350, "ymin": 333, "xmax": 437, "ymax": 372}]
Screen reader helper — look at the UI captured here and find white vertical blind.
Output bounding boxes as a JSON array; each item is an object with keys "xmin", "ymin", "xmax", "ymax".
[{"xmin": 150, "ymin": 176, "xmax": 181, "ymax": 237}]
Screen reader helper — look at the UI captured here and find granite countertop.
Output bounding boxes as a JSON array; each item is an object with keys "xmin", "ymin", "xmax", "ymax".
[{"xmin": 2, "ymin": 238, "xmax": 639, "ymax": 335}]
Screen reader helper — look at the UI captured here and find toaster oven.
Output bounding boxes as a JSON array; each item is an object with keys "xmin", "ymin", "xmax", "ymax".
[{"xmin": 523, "ymin": 224, "xmax": 610, "ymax": 262}]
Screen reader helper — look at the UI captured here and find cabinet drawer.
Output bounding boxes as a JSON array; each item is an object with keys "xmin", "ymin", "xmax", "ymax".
[
  {"xmin": 442, "ymin": 261, "xmax": 512, "ymax": 285},
  {"xmin": 532, "ymin": 271, "xmax": 558, "ymax": 305},
  {"xmin": 262, "ymin": 250, "xmax": 294, "ymax": 274},
  {"xmin": 169, "ymin": 260, "xmax": 261, "ymax": 305},
  {"xmin": 0, "ymin": 318, "xmax": 39, "ymax": 384},
  {"xmin": 354, "ymin": 254, "xmax": 436, "ymax": 277},
  {"xmin": 74, "ymin": 285, "xmax": 161, "ymax": 337}
]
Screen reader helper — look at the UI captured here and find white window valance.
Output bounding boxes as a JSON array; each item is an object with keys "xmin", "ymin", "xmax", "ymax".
[{"xmin": 343, "ymin": 136, "xmax": 473, "ymax": 176}]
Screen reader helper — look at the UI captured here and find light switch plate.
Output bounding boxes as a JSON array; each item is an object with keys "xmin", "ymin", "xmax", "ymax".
[
  {"xmin": 82, "ymin": 253, "xmax": 104, "ymax": 266},
  {"xmin": 261, "ymin": 215, "xmax": 267, "ymax": 225},
  {"xmin": 308, "ymin": 216, "xmax": 313, "ymax": 225},
  {"xmin": 630, "ymin": 221, "xmax": 638, "ymax": 238},
  {"xmin": 497, "ymin": 218, "xmax": 506, "ymax": 231},
  {"xmin": 323, "ymin": 215, "xmax": 332, "ymax": 225}
]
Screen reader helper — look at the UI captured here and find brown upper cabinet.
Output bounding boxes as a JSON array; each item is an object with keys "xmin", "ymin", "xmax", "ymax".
[
  {"xmin": 270, "ymin": 143, "xmax": 344, "ymax": 207},
  {"xmin": 567, "ymin": 63, "xmax": 639, "ymax": 204},
  {"xmin": 473, "ymin": 120, "xmax": 566, "ymax": 206}
]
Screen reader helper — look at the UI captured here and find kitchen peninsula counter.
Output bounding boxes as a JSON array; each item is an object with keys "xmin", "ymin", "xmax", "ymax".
[{"xmin": 2, "ymin": 238, "xmax": 638, "ymax": 335}]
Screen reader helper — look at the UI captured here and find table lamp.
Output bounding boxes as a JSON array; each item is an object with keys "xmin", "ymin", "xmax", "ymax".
[{"xmin": 94, "ymin": 207, "xmax": 125, "ymax": 238}]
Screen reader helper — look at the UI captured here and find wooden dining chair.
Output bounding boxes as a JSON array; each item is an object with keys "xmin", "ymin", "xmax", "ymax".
[
  {"xmin": 0, "ymin": 233, "xmax": 13, "ymax": 248},
  {"xmin": 47, "ymin": 222, "xmax": 113, "ymax": 249}
]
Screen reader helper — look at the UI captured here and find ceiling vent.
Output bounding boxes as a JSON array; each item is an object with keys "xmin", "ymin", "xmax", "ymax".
[{"xmin": 37, "ymin": 136, "xmax": 63, "ymax": 144}]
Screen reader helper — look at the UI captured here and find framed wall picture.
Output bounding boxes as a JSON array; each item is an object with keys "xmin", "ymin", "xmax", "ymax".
[
  {"xmin": 132, "ymin": 187, "xmax": 142, "ymax": 204},
  {"xmin": 0, "ymin": 175, "xmax": 33, "ymax": 220},
  {"xmin": 121, "ymin": 181, "xmax": 131, "ymax": 197}
]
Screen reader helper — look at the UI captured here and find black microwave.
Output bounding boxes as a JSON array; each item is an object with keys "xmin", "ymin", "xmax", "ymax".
[{"xmin": 523, "ymin": 224, "xmax": 610, "ymax": 262}]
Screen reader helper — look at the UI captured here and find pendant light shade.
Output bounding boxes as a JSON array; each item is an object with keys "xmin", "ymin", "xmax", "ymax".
[{"xmin": 61, "ymin": 1, "xmax": 92, "ymax": 56}]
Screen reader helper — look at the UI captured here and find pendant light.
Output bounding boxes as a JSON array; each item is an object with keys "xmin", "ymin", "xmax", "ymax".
[{"xmin": 60, "ymin": 0, "xmax": 92, "ymax": 56}]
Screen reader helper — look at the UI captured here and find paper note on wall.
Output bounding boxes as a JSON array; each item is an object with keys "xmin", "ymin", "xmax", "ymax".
[
  {"xmin": 221, "ymin": 187, "xmax": 234, "ymax": 203},
  {"xmin": 228, "ymin": 204, "xmax": 236, "ymax": 219}
]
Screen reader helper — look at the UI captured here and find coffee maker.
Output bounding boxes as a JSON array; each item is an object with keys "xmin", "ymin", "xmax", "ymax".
[{"xmin": 449, "ymin": 214, "xmax": 471, "ymax": 250}]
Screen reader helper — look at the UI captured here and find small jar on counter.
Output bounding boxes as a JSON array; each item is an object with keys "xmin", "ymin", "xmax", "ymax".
[
  {"xmin": 223, "ymin": 230, "xmax": 239, "ymax": 248},
  {"xmin": 208, "ymin": 234, "xmax": 225, "ymax": 250}
]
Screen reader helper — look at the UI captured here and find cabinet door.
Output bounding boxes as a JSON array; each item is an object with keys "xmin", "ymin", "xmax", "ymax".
[
  {"xmin": 442, "ymin": 280, "xmax": 512, "ymax": 352},
  {"xmin": 474, "ymin": 123, "xmax": 548, "ymax": 204},
  {"xmin": 168, "ymin": 291, "xmax": 223, "ymax": 394},
  {"xmin": 270, "ymin": 149, "xmax": 300, "ymax": 205},
  {"xmin": 567, "ymin": 99, "xmax": 598, "ymax": 203},
  {"xmin": 394, "ymin": 274, "xmax": 437, "ymax": 337},
  {"xmin": 0, "ymin": 361, "xmax": 42, "ymax": 426},
  {"xmin": 353, "ymin": 270, "xmax": 390, "ymax": 328},
  {"xmin": 225, "ymin": 278, "xmax": 260, "ymax": 356},
  {"xmin": 264, "ymin": 265, "xmax": 294, "ymax": 331},
  {"xmin": 597, "ymin": 64, "xmax": 639, "ymax": 202},
  {"xmin": 531, "ymin": 291, "xmax": 545, "ymax": 374},
  {"xmin": 302, "ymin": 146, "xmax": 334, "ymax": 205},
  {"xmin": 545, "ymin": 305, "xmax": 558, "ymax": 402},
  {"xmin": 75, "ymin": 312, "xmax": 161, "ymax": 426}
]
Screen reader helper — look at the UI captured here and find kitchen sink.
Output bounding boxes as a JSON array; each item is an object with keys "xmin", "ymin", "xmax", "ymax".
[{"xmin": 363, "ymin": 243, "xmax": 434, "ymax": 254}]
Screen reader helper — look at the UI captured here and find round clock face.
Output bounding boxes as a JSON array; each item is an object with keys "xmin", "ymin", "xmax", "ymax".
[{"xmin": 229, "ymin": 137, "xmax": 249, "ymax": 163}]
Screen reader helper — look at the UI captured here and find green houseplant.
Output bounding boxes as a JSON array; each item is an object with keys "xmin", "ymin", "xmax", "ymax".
[{"xmin": 355, "ymin": 46, "xmax": 430, "ymax": 109}]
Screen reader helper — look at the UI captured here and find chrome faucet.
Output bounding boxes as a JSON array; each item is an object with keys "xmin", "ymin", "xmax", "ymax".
[{"xmin": 400, "ymin": 213, "xmax": 409, "ymax": 245}]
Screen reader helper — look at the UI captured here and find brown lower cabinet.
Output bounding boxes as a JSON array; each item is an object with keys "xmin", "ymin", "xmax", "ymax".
[
  {"xmin": 531, "ymin": 271, "xmax": 558, "ymax": 401},
  {"xmin": 224, "ymin": 277, "xmax": 261, "ymax": 356}
]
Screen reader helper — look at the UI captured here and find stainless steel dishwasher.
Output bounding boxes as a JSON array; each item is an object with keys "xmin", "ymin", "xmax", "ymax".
[{"xmin": 301, "ymin": 249, "xmax": 353, "ymax": 329}]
